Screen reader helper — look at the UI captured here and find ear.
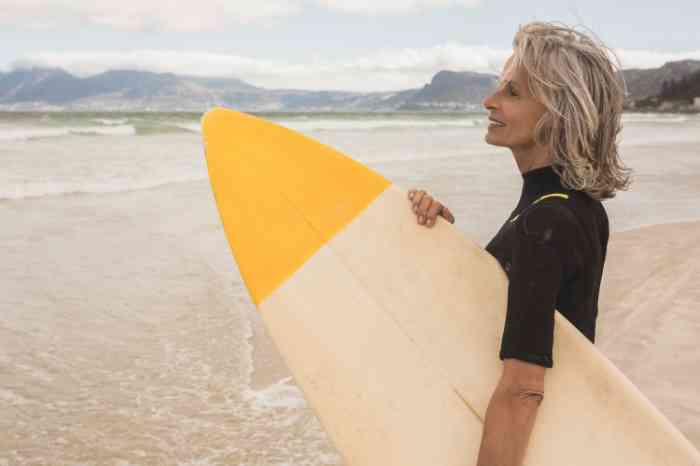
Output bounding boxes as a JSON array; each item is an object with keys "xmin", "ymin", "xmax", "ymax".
[{"xmin": 533, "ymin": 110, "xmax": 554, "ymax": 147}]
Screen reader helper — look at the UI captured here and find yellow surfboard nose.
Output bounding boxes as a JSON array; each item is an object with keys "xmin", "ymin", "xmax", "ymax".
[{"xmin": 202, "ymin": 107, "xmax": 391, "ymax": 305}]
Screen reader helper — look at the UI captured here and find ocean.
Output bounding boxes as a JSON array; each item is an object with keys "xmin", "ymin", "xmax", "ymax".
[{"xmin": 1, "ymin": 110, "xmax": 699, "ymax": 465}]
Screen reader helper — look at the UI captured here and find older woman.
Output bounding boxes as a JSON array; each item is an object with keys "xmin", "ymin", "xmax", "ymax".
[{"xmin": 408, "ymin": 22, "xmax": 632, "ymax": 466}]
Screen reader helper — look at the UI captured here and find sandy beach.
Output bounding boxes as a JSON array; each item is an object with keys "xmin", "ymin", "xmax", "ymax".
[
  {"xmin": 597, "ymin": 220, "xmax": 700, "ymax": 445},
  {"xmin": 2, "ymin": 181, "xmax": 697, "ymax": 465},
  {"xmin": 1, "ymin": 112, "xmax": 699, "ymax": 465}
]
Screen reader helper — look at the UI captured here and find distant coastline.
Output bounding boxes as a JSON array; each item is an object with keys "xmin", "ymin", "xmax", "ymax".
[{"xmin": 1, "ymin": 59, "xmax": 699, "ymax": 113}]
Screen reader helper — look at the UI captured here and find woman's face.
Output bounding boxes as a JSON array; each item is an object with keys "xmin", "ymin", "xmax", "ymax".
[{"xmin": 482, "ymin": 57, "xmax": 548, "ymax": 152}]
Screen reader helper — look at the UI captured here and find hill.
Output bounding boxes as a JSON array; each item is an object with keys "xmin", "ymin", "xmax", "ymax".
[
  {"xmin": 621, "ymin": 59, "xmax": 700, "ymax": 100},
  {"xmin": 0, "ymin": 67, "xmax": 497, "ymax": 112}
]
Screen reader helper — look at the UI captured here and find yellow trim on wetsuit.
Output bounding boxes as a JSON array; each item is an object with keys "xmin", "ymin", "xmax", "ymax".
[{"xmin": 509, "ymin": 192, "xmax": 569, "ymax": 223}]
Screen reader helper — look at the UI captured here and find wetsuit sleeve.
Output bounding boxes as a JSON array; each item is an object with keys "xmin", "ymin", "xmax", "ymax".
[{"xmin": 499, "ymin": 203, "xmax": 581, "ymax": 368}]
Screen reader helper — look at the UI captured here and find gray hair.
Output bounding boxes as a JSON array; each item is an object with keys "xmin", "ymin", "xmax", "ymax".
[{"xmin": 509, "ymin": 21, "xmax": 633, "ymax": 200}]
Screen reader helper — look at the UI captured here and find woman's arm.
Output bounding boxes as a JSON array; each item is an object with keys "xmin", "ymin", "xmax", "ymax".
[{"xmin": 476, "ymin": 358, "xmax": 546, "ymax": 466}]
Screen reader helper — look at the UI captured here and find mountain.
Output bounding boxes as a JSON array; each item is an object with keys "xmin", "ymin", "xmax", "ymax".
[
  {"xmin": 658, "ymin": 68, "xmax": 700, "ymax": 101},
  {"xmin": 6, "ymin": 60, "xmax": 698, "ymax": 112},
  {"xmin": 0, "ymin": 68, "xmax": 85, "ymax": 103},
  {"xmin": 0, "ymin": 67, "xmax": 263, "ymax": 109},
  {"xmin": 0, "ymin": 67, "xmax": 496, "ymax": 112},
  {"xmin": 399, "ymin": 70, "xmax": 498, "ymax": 110},
  {"xmin": 621, "ymin": 59, "xmax": 700, "ymax": 101}
]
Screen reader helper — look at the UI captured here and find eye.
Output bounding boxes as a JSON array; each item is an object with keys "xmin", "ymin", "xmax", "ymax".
[{"xmin": 507, "ymin": 82, "xmax": 518, "ymax": 96}]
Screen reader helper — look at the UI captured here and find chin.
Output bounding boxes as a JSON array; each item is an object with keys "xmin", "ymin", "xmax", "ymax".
[{"xmin": 484, "ymin": 133, "xmax": 507, "ymax": 148}]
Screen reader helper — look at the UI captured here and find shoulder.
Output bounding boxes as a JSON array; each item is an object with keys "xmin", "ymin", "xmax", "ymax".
[
  {"xmin": 518, "ymin": 200, "xmax": 582, "ymax": 246},
  {"xmin": 513, "ymin": 200, "xmax": 588, "ymax": 286},
  {"xmin": 515, "ymin": 200, "xmax": 587, "ymax": 281}
]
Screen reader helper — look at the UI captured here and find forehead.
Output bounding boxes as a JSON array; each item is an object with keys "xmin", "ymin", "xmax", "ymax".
[{"xmin": 500, "ymin": 56, "xmax": 528, "ymax": 85}]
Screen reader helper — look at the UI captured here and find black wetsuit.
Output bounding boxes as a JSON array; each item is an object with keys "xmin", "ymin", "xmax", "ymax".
[{"xmin": 485, "ymin": 165, "xmax": 609, "ymax": 368}]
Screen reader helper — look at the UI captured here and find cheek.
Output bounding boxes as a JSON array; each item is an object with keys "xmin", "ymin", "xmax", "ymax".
[
  {"xmin": 527, "ymin": 105, "xmax": 547, "ymax": 133},
  {"xmin": 515, "ymin": 108, "xmax": 544, "ymax": 139}
]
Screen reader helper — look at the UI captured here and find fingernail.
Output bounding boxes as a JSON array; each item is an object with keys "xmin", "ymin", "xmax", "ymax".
[{"xmin": 418, "ymin": 216, "xmax": 424, "ymax": 223}]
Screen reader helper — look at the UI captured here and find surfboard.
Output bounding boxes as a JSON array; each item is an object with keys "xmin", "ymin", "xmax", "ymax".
[{"xmin": 201, "ymin": 107, "xmax": 700, "ymax": 466}]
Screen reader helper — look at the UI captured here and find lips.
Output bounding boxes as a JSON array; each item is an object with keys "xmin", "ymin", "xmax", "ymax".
[{"xmin": 488, "ymin": 117, "xmax": 506, "ymax": 127}]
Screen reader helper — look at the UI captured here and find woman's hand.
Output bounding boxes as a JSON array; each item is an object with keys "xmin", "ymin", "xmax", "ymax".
[{"xmin": 407, "ymin": 189, "xmax": 455, "ymax": 228}]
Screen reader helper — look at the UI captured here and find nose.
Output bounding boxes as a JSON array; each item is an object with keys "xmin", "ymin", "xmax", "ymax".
[{"xmin": 482, "ymin": 88, "xmax": 497, "ymax": 111}]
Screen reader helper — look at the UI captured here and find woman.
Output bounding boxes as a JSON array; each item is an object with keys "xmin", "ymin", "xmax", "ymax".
[{"xmin": 407, "ymin": 22, "xmax": 632, "ymax": 466}]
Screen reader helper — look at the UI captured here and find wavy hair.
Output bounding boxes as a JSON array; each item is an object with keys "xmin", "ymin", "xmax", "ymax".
[{"xmin": 508, "ymin": 21, "xmax": 633, "ymax": 200}]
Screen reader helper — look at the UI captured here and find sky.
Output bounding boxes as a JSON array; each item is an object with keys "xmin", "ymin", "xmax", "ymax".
[{"xmin": 2, "ymin": 0, "xmax": 700, "ymax": 92}]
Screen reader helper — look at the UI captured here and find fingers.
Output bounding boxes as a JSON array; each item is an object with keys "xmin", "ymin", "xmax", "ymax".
[
  {"xmin": 424, "ymin": 201, "xmax": 442, "ymax": 227},
  {"xmin": 408, "ymin": 189, "xmax": 426, "ymax": 217},
  {"xmin": 407, "ymin": 188, "xmax": 453, "ymax": 228},
  {"xmin": 414, "ymin": 192, "xmax": 432, "ymax": 225},
  {"xmin": 441, "ymin": 207, "xmax": 455, "ymax": 224},
  {"xmin": 408, "ymin": 188, "xmax": 425, "ymax": 207}
]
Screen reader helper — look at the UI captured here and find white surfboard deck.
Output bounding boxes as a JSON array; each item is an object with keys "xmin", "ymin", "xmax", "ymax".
[{"xmin": 202, "ymin": 107, "xmax": 700, "ymax": 466}]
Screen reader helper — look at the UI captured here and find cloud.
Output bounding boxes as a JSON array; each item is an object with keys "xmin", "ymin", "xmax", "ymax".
[
  {"xmin": 614, "ymin": 48, "xmax": 700, "ymax": 70},
  {"xmin": 0, "ymin": 0, "xmax": 303, "ymax": 31},
  {"xmin": 315, "ymin": 0, "xmax": 480, "ymax": 14},
  {"xmin": 7, "ymin": 45, "xmax": 700, "ymax": 93},
  {"xmin": 0, "ymin": 0, "xmax": 481, "ymax": 32}
]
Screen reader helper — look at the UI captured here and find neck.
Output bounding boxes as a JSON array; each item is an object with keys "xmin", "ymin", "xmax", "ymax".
[{"xmin": 511, "ymin": 144, "xmax": 552, "ymax": 174}]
